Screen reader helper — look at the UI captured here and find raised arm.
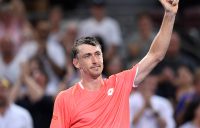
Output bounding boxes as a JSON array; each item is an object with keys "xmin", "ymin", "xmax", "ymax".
[{"xmin": 134, "ymin": 0, "xmax": 179, "ymax": 85}]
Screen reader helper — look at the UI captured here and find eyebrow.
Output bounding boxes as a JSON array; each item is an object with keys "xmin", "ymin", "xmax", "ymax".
[{"xmin": 82, "ymin": 50, "xmax": 101, "ymax": 56}]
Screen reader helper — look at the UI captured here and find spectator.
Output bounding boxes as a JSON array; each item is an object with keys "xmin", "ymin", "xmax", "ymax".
[
  {"xmin": 175, "ymin": 65, "xmax": 194, "ymax": 101},
  {"xmin": 156, "ymin": 31, "xmax": 197, "ymax": 73},
  {"xmin": 78, "ymin": 0, "xmax": 122, "ymax": 60},
  {"xmin": 0, "ymin": 36, "xmax": 29, "ymax": 83},
  {"xmin": 104, "ymin": 55, "xmax": 124, "ymax": 77},
  {"xmin": 179, "ymin": 100, "xmax": 200, "ymax": 128},
  {"xmin": 175, "ymin": 68, "xmax": 200, "ymax": 126},
  {"xmin": 11, "ymin": 56, "xmax": 54, "ymax": 128},
  {"xmin": 130, "ymin": 73, "xmax": 175, "ymax": 128},
  {"xmin": 60, "ymin": 20, "xmax": 80, "ymax": 89},
  {"xmin": 126, "ymin": 12, "xmax": 156, "ymax": 65},
  {"xmin": 48, "ymin": 6, "xmax": 64, "ymax": 44},
  {"xmin": 0, "ymin": 77, "xmax": 33, "ymax": 128},
  {"xmin": 0, "ymin": 1, "xmax": 33, "ymax": 51},
  {"xmin": 20, "ymin": 20, "xmax": 66, "ymax": 96}
]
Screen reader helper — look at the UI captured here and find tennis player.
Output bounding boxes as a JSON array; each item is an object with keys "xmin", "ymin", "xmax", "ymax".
[{"xmin": 50, "ymin": 0, "xmax": 179, "ymax": 127}]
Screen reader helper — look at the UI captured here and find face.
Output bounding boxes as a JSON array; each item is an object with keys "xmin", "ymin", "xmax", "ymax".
[
  {"xmin": 106, "ymin": 56, "xmax": 123, "ymax": 76},
  {"xmin": 49, "ymin": 8, "xmax": 62, "ymax": 25},
  {"xmin": 138, "ymin": 15, "xmax": 153, "ymax": 35},
  {"xmin": 167, "ymin": 32, "xmax": 180, "ymax": 56},
  {"xmin": 91, "ymin": 6, "xmax": 105, "ymax": 20},
  {"xmin": 73, "ymin": 44, "xmax": 103, "ymax": 79},
  {"xmin": 195, "ymin": 104, "xmax": 200, "ymax": 120},
  {"xmin": 0, "ymin": 37, "xmax": 15, "ymax": 56},
  {"xmin": 32, "ymin": 70, "xmax": 47, "ymax": 89},
  {"xmin": 139, "ymin": 75, "xmax": 158, "ymax": 95}
]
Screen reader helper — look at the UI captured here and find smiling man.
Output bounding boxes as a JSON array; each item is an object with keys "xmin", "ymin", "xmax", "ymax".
[{"xmin": 50, "ymin": 0, "xmax": 180, "ymax": 127}]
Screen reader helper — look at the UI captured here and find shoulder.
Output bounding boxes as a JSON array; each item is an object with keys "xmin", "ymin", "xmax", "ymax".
[
  {"xmin": 10, "ymin": 104, "xmax": 32, "ymax": 119},
  {"xmin": 179, "ymin": 122, "xmax": 194, "ymax": 128},
  {"xmin": 130, "ymin": 92, "xmax": 143, "ymax": 103},
  {"xmin": 79, "ymin": 18, "xmax": 94, "ymax": 25},
  {"xmin": 104, "ymin": 17, "xmax": 119, "ymax": 24},
  {"xmin": 152, "ymin": 95, "xmax": 173, "ymax": 109},
  {"xmin": 153, "ymin": 95, "xmax": 170, "ymax": 104},
  {"xmin": 55, "ymin": 85, "xmax": 79, "ymax": 103}
]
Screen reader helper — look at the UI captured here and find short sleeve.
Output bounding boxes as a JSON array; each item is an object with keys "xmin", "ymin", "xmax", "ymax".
[
  {"xmin": 106, "ymin": 64, "xmax": 138, "ymax": 95},
  {"xmin": 116, "ymin": 64, "xmax": 138, "ymax": 87},
  {"xmin": 50, "ymin": 91, "xmax": 70, "ymax": 128}
]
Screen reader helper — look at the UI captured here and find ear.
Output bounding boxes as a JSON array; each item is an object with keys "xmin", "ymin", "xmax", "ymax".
[{"xmin": 73, "ymin": 58, "xmax": 80, "ymax": 69}]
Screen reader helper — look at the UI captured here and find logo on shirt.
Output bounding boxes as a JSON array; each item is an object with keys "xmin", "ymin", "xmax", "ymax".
[{"xmin": 107, "ymin": 88, "xmax": 114, "ymax": 96}]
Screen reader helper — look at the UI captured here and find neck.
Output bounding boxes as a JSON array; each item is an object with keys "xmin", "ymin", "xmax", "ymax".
[
  {"xmin": 95, "ymin": 16, "xmax": 104, "ymax": 22},
  {"xmin": 193, "ymin": 118, "xmax": 200, "ymax": 126},
  {"xmin": 3, "ymin": 55, "xmax": 14, "ymax": 64},
  {"xmin": 81, "ymin": 75, "xmax": 104, "ymax": 91},
  {"xmin": 0, "ymin": 105, "xmax": 8, "ymax": 116}
]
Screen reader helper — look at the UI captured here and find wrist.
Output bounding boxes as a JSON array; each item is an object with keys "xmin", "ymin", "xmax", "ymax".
[{"xmin": 165, "ymin": 11, "xmax": 176, "ymax": 17}]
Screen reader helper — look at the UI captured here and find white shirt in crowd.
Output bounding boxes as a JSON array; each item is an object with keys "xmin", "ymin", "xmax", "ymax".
[
  {"xmin": 78, "ymin": 17, "xmax": 122, "ymax": 47},
  {"xmin": 0, "ymin": 104, "xmax": 33, "ymax": 128},
  {"xmin": 129, "ymin": 92, "xmax": 175, "ymax": 128},
  {"xmin": 179, "ymin": 122, "xmax": 199, "ymax": 128}
]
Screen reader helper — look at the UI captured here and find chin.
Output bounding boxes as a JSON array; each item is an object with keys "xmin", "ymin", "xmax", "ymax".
[{"xmin": 91, "ymin": 73, "xmax": 102, "ymax": 79}]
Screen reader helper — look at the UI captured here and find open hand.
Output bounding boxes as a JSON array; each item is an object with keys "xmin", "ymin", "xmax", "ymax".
[{"xmin": 159, "ymin": 0, "xmax": 179, "ymax": 14}]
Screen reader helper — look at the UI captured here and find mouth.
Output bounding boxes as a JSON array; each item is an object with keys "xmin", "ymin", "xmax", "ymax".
[{"xmin": 91, "ymin": 65, "xmax": 101, "ymax": 70}]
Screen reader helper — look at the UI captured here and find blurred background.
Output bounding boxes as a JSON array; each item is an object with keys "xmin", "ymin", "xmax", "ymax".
[{"xmin": 0, "ymin": 0, "xmax": 200, "ymax": 128}]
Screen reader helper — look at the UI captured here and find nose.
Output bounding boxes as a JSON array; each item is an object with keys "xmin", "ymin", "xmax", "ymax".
[{"xmin": 91, "ymin": 55, "xmax": 98, "ymax": 64}]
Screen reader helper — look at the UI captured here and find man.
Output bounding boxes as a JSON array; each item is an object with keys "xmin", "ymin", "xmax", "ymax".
[
  {"xmin": 129, "ymin": 74, "xmax": 175, "ymax": 128},
  {"xmin": 78, "ymin": 0, "xmax": 122, "ymax": 60},
  {"xmin": 50, "ymin": 0, "xmax": 179, "ymax": 127},
  {"xmin": 0, "ymin": 77, "xmax": 33, "ymax": 128}
]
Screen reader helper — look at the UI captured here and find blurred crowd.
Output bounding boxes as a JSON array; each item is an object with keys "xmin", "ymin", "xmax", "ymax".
[{"xmin": 0, "ymin": 0, "xmax": 200, "ymax": 128}]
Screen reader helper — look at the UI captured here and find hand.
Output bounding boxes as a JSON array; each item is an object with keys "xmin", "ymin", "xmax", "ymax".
[
  {"xmin": 143, "ymin": 91, "xmax": 153, "ymax": 108},
  {"xmin": 159, "ymin": 0, "xmax": 179, "ymax": 14}
]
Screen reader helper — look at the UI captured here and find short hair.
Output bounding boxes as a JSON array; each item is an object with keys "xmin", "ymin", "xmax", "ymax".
[{"xmin": 71, "ymin": 36, "xmax": 101, "ymax": 58}]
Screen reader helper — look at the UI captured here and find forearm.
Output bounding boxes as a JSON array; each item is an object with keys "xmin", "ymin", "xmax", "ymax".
[
  {"xmin": 132, "ymin": 105, "xmax": 146, "ymax": 125},
  {"xmin": 9, "ymin": 79, "xmax": 22, "ymax": 103},
  {"xmin": 24, "ymin": 76, "xmax": 44, "ymax": 102},
  {"xmin": 148, "ymin": 12, "xmax": 176, "ymax": 60}
]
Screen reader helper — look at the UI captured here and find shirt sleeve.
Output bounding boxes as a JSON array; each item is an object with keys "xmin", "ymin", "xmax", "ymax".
[
  {"xmin": 116, "ymin": 64, "xmax": 138, "ymax": 87},
  {"xmin": 50, "ymin": 91, "xmax": 70, "ymax": 128}
]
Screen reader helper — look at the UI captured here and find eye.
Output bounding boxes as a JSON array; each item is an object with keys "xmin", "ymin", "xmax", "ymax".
[
  {"xmin": 95, "ymin": 52, "xmax": 101, "ymax": 56},
  {"xmin": 83, "ymin": 54, "xmax": 91, "ymax": 58}
]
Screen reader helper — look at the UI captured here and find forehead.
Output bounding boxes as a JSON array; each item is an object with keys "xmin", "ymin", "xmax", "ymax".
[{"xmin": 77, "ymin": 44, "xmax": 101, "ymax": 54}]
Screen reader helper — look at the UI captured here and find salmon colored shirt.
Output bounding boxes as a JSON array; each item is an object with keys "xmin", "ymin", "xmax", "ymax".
[{"xmin": 50, "ymin": 65, "xmax": 138, "ymax": 128}]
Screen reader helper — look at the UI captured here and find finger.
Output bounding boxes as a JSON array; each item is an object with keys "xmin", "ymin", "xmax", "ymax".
[
  {"xmin": 159, "ymin": 0, "xmax": 165, "ymax": 6},
  {"xmin": 172, "ymin": 0, "xmax": 179, "ymax": 6}
]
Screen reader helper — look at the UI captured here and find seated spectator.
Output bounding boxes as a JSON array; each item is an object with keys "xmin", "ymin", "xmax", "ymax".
[
  {"xmin": 156, "ymin": 31, "xmax": 197, "ymax": 73},
  {"xmin": 78, "ymin": 0, "xmax": 122, "ymax": 60},
  {"xmin": 175, "ymin": 65, "xmax": 194, "ymax": 101},
  {"xmin": 129, "ymin": 73, "xmax": 175, "ymax": 128},
  {"xmin": 0, "ymin": 36, "xmax": 29, "ymax": 83},
  {"xmin": 104, "ymin": 55, "xmax": 124, "ymax": 77},
  {"xmin": 126, "ymin": 12, "xmax": 156, "ymax": 65},
  {"xmin": 19, "ymin": 20, "xmax": 66, "ymax": 96},
  {"xmin": 0, "ymin": 77, "xmax": 33, "ymax": 128},
  {"xmin": 175, "ymin": 68, "xmax": 200, "ymax": 126},
  {"xmin": 179, "ymin": 100, "xmax": 200, "ymax": 128},
  {"xmin": 11, "ymin": 56, "xmax": 54, "ymax": 128}
]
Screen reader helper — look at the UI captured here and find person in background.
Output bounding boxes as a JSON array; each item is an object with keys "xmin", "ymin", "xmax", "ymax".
[
  {"xmin": 126, "ymin": 12, "xmax": 156, "ymax": 65},
  {"xmin": 179, "ymin": 100, "xmax": 200, "ymax": 128},
  {"xmin": 11, "ymin": 56, "xmax": 54, "ymax": 128},
  {"xmin": 78, "ymin": 0, "xmax": 123, "ymax": 61},
  {"xmin": 0, "ymin": 77, "xmax": 33, "ymax": 128},
  {"xmin": 175, "ymin": 68, "xmax": 200, "ymax": 126},
  {"xmin": 129, "ymin": 73, "xmax": 175, "ymax": 128}
]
